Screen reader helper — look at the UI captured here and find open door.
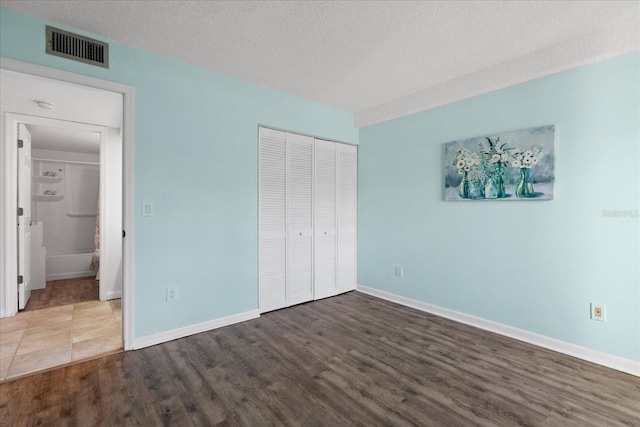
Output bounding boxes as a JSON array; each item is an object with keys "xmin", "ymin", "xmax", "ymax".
[
  {"xmin": 99, "ymin": 127, "xmax": 123, "ymax": 301},
  {"xmin": 17, "ymin": 123, "xmax": 32, "ymax": 310}
]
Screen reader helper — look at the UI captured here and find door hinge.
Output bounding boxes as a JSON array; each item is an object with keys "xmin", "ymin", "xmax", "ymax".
[
  {"xmin": 18, "ymin": 139, "xmax": 24, "ymax": 148},
  {"xmin": 17, "ymin": 207, "xmax": 24, "ymax": 216},
  {"xmin": 17, "ymin": 275, "xmax": 23, "ymax": 284}
]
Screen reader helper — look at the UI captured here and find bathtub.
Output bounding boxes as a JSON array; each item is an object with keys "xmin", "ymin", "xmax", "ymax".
[{"xmin": 46, "ymin": 250, "xmax": 96, "ymax": 281}]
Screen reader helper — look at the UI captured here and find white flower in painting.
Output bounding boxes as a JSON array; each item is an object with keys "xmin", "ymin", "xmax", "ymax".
[
  {"xmin": 524, "ymin": 150, "xmax": 533, "ymax": 157},
  {"xmin": 523, "ymin": 157, "xmax": 533, "ymax": 165},
  {"xmin": 491, "ymin": 154, "xmax": 501, "ymax": 163},
  {"xmin": 458, "ymin": 169, "xmax": 463, "ymax": 175},
  {"xmin": 500, "ymin": 153, "xmax": 508, "ymax": 162},
  {"xmin": 512, "ymin": 159, "xmax": 521, "ymax": 168},
  {"xmin": 464, "ymin": 165, "xmax": 470, "ymax": 171},
  {"xmin": 532, "ymin": 157, "xmax": 539, "ymax": 165},
  {"xmin": 457, "ymin": 159, "xmax": 465, "ymax": 169}
]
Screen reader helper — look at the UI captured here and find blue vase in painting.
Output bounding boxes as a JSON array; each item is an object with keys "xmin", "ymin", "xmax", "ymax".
[
  {"xmin": 469, "ymin": 180, "xmax": 484, "ymax": 199},
  {"xmin": 484, "ymin": 177, "xmax": 498, "ymax": 199}
]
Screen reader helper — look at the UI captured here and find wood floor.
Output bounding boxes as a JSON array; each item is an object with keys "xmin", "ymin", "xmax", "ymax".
[
  {"xmin": 1, "ymin": 292, "xmax": 638, "ymax": 426},
  {"xmin": 24, "ymin": 277, "xmax": 99, "ymax": 311}
]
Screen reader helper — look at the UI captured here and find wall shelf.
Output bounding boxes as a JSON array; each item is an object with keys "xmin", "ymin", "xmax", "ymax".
[
  {"xmin": 33, "ymin": 194, "xmax": 65, "ymax": 202},
  {"xmin": 33, "ymin": 174, "xmax": 63, "ymax": 184}
]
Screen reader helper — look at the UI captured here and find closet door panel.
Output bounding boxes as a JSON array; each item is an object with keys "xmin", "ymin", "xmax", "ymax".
[
  {"xmin": 337, "ymin": 144, "xmax": 357, "ymax": 294},
  {"xmin": 314, "ymin": 139, "xmax": 337, "ymax": 300},
  {"xmin": 258, "ymin": 128, "xmax": 287, "ymax": 312},
  {"xmin": 286, "ymin": 132, "xmax": 314, "ymax": 306}
]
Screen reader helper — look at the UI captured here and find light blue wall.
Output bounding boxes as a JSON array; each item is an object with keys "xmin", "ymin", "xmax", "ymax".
[
  {"xmin": 359, "ymin": 53, "xmax": 640, "ymax": 362},
  {"xmin": 0, "ymin": 9, "xmax": 358, "ymax": 337}
]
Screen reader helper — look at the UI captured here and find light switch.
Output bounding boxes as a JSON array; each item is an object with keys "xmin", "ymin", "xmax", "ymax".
[{"xmin": 142, "ymin": 201, "xmax": 153, "ymax": 217}]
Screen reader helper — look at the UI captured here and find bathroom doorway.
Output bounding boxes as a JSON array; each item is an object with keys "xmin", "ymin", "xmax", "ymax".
[
  {"xmin": 21, "ymin": 122, "xmax": 103, "ymax": 311},
  {"xmin": 0, "ymin": 59, "xmax": 134, "ymax": 379}
]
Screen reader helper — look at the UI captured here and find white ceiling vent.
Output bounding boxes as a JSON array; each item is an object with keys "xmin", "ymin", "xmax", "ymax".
[{"xmin": 46, "ymin": 25, "xmax": 109, "ymax": 68}]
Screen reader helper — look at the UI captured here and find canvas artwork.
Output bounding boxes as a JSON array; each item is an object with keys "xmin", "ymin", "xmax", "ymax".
[{"xmin": 444, "ymin": 125, "xmax": 555, "ymax": 201}]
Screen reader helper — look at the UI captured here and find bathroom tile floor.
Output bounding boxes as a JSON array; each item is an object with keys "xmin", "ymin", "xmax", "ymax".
[
  {"xmin": 24, "ymin": 277, "xmax": 99, "ymax": 311},
  {"xmin": 0, "ymin": 299, "xmax": 122, "ymax": 382}
]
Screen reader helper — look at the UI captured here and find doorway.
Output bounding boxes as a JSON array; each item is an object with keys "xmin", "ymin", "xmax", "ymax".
[{"xmin": 0, "ymin": 58, "xmax": 134, "ymax": 379}]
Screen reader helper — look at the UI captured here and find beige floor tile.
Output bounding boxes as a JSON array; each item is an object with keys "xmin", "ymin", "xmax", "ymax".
[
  {"xmin": 1, "ymin": 342, "xmax": 19, "ymax": 361},
  {"xmin": 74, "ymin": 301, "xmax": 112, "ymax": 314},
  {"xmin": 73, "ymin": 322, "xmax": 120, "ymax": 344},
  {"xmin": 0, "ymin": 328, "xmax": 26, "ymax": 345},
  {"xmin": 29, "ymin": 305, "xmax": 73, "ymax": 323},
  {"xmin": 2, "ymin": 296, "xmax": 122, "ymax": 379},
  {"xmin": 0, "ymin": 354, "xmax": 13, "ymax": 381},
  {"xmin": 72, "ymin": 332, "xmax": 121, "ymax": 360},
  {"xmin": 72, "ymin": 313, "xmax": 116, "ymax": 330},
  {"xmin": 17, "ymin": 328, "xmax": 72, "ymax": 356},
  {"xmin": 0, "ymin": 315, "xmax": 31, "ymax": 334},
  {"xmin": 6, "ymin": 344, "xmax": 71, "ymax": 379}
]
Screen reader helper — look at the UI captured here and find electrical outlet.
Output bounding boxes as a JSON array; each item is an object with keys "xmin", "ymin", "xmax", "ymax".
[
  {"xmin": 395, "ymin": 265, "xmax": 404, "ymax": 278},
  {"xmin": 166, "ymin": 287, "xmax": 177, "ymax": 303},
  {"xmin": 590, "ymin": 303, "xmax": 605, "ymax": 322}
]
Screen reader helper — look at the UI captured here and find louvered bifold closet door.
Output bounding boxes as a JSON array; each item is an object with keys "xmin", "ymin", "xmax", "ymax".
[
  {"xmin": 314, "ymin": 139, "xmax": 337, "ymax": 300},
  {"xmin": 258, "ymin": 128, "xmax": 287, "ymax": 313},
  {"xmin": 337, "ymin": 143, "xmax": 357, "ymax": 294},
  {"xmin": 286, "ymin": 132, "xmax": 314, "ymax": 306}
]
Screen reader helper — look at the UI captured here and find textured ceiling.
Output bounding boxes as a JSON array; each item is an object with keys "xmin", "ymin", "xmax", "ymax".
[{"xmin": 2, "ymin": 1, "xmax": 638, "ymax": 126}]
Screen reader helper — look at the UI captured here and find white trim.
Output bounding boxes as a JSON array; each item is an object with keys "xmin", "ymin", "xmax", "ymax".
[
  {"xmin": 106, "ymin": 290, "xmax": 122, "ymax": 300},
  {"xmin": 356, "ymin": 284, "xmax": 640, "ymax": 377},
  {"xmin": 0, "ymin": 57, "xmax": 135, "ymax": 351},
  {"xmin": 132, "ymin": 309, "xmax": 260, "ymax": 350}
]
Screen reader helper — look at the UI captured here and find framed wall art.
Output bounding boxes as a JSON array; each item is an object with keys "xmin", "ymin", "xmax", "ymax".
[{"xmin": 444, "ymin": 125, "xmax": 555, "ymax": 201}]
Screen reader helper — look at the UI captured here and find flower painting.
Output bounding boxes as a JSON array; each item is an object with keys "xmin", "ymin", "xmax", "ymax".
[{"xmin": 444, "ymin": 125, "xmax": 555, "ymax": 201}]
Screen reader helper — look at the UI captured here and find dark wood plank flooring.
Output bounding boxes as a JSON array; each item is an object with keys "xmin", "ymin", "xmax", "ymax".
[
  {"xmin": 1, "ymin": 292, "xmax": 638, "ymax": 426},
  {"xmin": 24, "ymin": 277, "xmax": 99, "ymax": 311}
]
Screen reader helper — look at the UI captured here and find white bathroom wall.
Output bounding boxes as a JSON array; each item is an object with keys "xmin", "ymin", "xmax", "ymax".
[{"xmin": 32, "ymin": 148, "xmax": 99, "ymax": 255}]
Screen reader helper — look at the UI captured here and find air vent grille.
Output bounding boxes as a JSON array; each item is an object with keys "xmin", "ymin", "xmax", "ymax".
[{"xmin": 46, "ymin": 26, "xmax": 109, "ymax": 68}]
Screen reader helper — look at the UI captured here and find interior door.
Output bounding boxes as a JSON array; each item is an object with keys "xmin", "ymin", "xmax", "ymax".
[
  {"xmin": 286, "ymin": 132, "xmax": 314, "ymax": 306},
  {"xmin": 100, "ymin": 127, "xmax": 123, "ymax": 301},
  {"xmin": 314, "ymin": 139, "xmax": 337, "ymax": 300},
  {"xmin": 337, "ymin": 143, "xmax": 357, "ymax": 294},
  {"xmin": 258, "ymin": 127, "xmax": 287, "ymax": 313},
  {"xmin": 17, "ymin": 123, "xmax": 32, "ymax": 310}
]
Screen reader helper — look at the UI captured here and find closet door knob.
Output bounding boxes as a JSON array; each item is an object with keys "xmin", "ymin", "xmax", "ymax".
[{"xmin": 299, "ymin": 232, "xmax": 302, "ymax": 236}]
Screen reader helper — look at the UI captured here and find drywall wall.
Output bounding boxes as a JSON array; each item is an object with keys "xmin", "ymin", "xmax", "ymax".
[
  {"xmin": 0, "ymin": 8, "xmax": 358, "ymax": 337},
  {"xmin": 358, "ymin": 53, "xmax": 639, "ymax": 362}
]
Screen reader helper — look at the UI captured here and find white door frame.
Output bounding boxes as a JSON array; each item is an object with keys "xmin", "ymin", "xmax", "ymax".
[{"xmin": 0, "ymin": 57, "xmax": 135, "ymax": 350}]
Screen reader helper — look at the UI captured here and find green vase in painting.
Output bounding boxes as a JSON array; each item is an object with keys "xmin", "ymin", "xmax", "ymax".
[
  {"xmin": 495, "ymin": 164, "xmax": 506, "ymax": 198},
  {"xmin": 516, "ymin": 168, "xmax": 535, "ymax": 198},
  {"xmin": 458, "ymin": 171, "xmax": 470, "ymax": 199}
]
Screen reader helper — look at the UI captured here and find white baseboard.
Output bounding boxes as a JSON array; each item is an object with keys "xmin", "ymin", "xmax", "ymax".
[
  {"xmin": 106, "ymin": 290, "xmax": 122, "ymax": 300},
  {"xmin": 46, "ymin": 271, "xmax": 95, "ymax": 281},
  {"xmin": 356, "ymin": 284, "xmax": 640, "ymax": 377},
  {"xmin": 132, "ymin": 309, "xmax": 260, "ymax": 350}
]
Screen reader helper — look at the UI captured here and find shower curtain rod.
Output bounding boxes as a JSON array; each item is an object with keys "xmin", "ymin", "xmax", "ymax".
[{"xmin": 32, "ymin": 157, "xmax": 99, "ymax": 166}]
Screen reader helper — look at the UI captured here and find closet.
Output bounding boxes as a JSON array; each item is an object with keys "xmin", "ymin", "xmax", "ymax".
[{"xmin": 258, "ymin": 127, "xmax": 357, "ymax": 313}]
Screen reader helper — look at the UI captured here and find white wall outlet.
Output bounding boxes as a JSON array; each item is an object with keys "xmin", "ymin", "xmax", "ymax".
[
  {"xmin": 395, "ymin": 265, "xmax": 404, "ymax": 278},
  {"xmin": 590, "ymin": 303, "xmax": 606, "ymax": 322},
  {"xmin": 166, "ymin": 287, "xmax": 177, "ymax": 303}
]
